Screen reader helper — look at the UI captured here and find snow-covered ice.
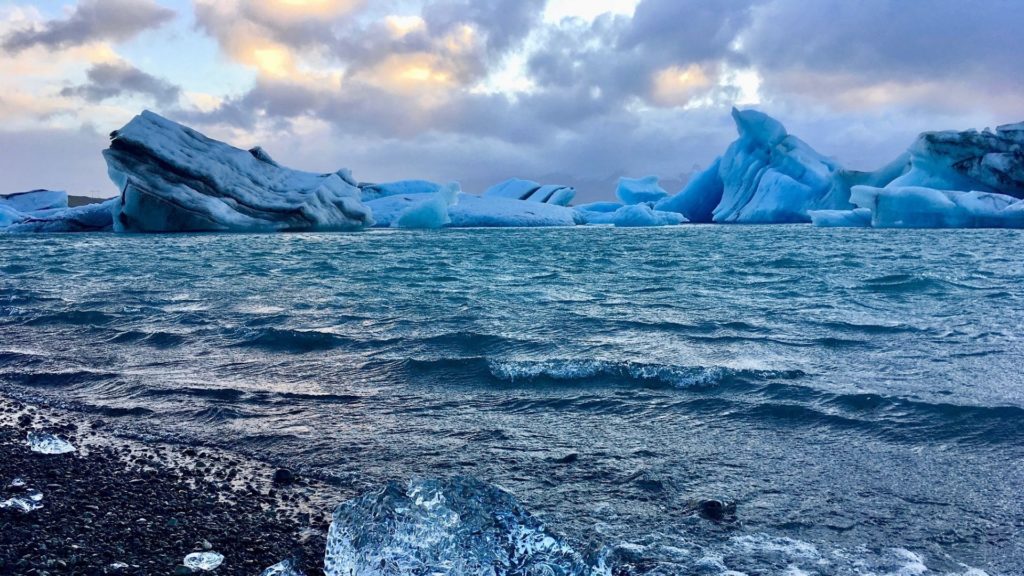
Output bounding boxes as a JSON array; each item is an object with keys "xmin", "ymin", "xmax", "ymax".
[{"xmin": 103, "ymin": 111, "xmax": 372, "ymax": 233}]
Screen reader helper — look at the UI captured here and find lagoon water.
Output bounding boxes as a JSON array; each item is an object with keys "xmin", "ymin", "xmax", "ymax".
[{"xmin": 2, "ymin": 226, "xmax": 1023, "ymax": 574}]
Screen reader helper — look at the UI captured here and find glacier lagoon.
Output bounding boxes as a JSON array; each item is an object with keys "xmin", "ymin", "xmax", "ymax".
[{"xmin": 1, "ymin": 226, "xmax": 1022, "ymax": 574}]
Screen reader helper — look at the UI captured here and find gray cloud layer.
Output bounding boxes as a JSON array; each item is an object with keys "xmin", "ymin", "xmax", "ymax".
[
  {"xmin": 2, "ymin": 0, "xmax": 174, "ymax": 52},
  {"xmin": 60, "ymin": 62, "xmax": 181, "ymax": 105}
]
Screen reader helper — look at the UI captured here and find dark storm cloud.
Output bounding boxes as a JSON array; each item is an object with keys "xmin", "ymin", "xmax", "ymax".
[
  {"xmin": 2, "ymin": 0, "xmax": 175, "ymax": 52},
  {"xmin": 60, "ymin": 62, "xmax": 181, "ymax": 105}
]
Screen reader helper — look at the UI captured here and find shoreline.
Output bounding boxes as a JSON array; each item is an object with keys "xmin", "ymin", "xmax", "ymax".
[{"xmin": 0, "ymin": 394, "xmax": 336, "ymax": 575}]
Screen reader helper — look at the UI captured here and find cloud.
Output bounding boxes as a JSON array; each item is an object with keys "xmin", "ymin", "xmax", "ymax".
[
  {"xmin": 2, "ymin": 0, "xmax": 174, "ymax": 53},
  {"xmin": 60, "ymin": 61, "xmax": 181, "ymax": 105}
]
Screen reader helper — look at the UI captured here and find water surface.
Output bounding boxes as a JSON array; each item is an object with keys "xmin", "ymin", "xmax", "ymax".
[{"xmin": 2, "ymin": 226, "xmax": 1022, "ymax": 574}]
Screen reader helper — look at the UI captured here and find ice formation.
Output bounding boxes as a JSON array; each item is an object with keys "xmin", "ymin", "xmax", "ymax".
[
  {"xmin": 260, "ymin": 559, "xmax": 304, "ymax": 576},
  {"xmin": 26, "ymin": 432, "xmax": 76, "ymax": 454},
  {"xmin": 0, "ymin": 189, "xmax": 68, "ymax": 213},
  {"xmin": 3, "ymin": 199, "xmax": 116, "ymax": 233},
  {"xmin": 0, "ymin": 487, "xmax": 43, "ymax": 513},
  {"xmin": 576, "ymin": 203, "xmax": 686, "ymax": 226},
  {"xmin": 483, "ymin": 178, "xmax": 576, "ymax": 206},
  {"xmin": 811, "ymin": 121, "xmax": 1024, "ymax": 228},
  {"xmin": 103, "ymin": 111, "xmax": 372, "ymax": 233},
  {"xmin": 615, "ymin": 176, "xmax": 668, "ymax": 205},
  {"xmin": 184, "ymin": 552, "xmax": 224, "ymax": 571},
  {"xmin": 323, "ymin": 477, "xmax": 601, "ymax": 576},
  {"xmin": 849, "ymin": 186, "xmax": 1024, "ymax": 228},
  {"xmin": 668, "ymin": 109, "xmax": 909, "ymax": 223},
  {"xmin": 367, "ymin": 192, "xmax": 581, "ymax": 228},
  {"xmin": 392, "ymin": 184, "xmax": 460, "ymax": 229}
]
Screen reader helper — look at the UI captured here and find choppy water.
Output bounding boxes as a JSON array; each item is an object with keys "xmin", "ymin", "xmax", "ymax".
[{"xmin": 1, "ymin": 226, "xmax": 1023, "ymax": 575}]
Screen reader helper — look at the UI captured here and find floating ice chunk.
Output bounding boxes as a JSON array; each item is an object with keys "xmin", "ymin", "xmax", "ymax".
[
  {"xmin": 483, "ymin": 178, "xmax": 576, "ymax": 206},
  {"xmin": 368, "ymin": 193, "xmax": 580, "ymax": 228},
  {"xmin": 9, "ymin": 478, "xmax": 26, "ymax": 488},
  {"xmin": 1, "ymin": 486, "xmax": 43, "ymax": 513},
  {"xmin": 260, "ymin": 559, "xmax": 304, "ymax": 576},
  {"xmin": 392, "ymin": 183, "xmax": 460, "ymax": 229},
  {"xmin": 610, "ymin": 204, "xmax": 686, "ymax": 227},
  {"xmin": 26, "ymin": 432, "xmax": 76, "ymax": 454},
  {"xmin": 184, "ymin": 551, "xmax": 224, "ymax": 571},
  {"xmin": 360, "ymin": 180, "xmax": 448, "ymax": 202},
  {"xmin": 3, "ymin": 198, "xmax": 116, "ymax": 233},
  {"xmin": 103, "ymin": 111, "xmax": 372, "ymax": 233},
  {"xmin": 0, "ymin": 189, "xmax": 68, "ymax": 213},
  {"xmin": 323, "ymin": 477, "xmax": 601, "ymax": 576},
  {"xmin": 807, "ymin": 208, "xmax": 872, "ymax": 228},
  {"xmin": 108, "ymin": 562, "xmax": 131, "ymax": 571},
  {"xmin": 616, "ymin": 176, "xmax": 668, "ymax": 205},
  {"xmin": 851, "ymin": 185, "xmax": 1024, "ymax": 228}
]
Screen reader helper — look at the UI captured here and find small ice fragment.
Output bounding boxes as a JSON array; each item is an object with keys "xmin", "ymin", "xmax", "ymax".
[
  {"xmin": 26, "ymin": 432, "xmax": 76, "ymax": 454},
  {"xmin": 109, "ymin": 562, "xmax": 130, "ymax": 571},
  {"xmin": 9, "ymin": 478, "xmax": 26, "ymax": 488},
  {"xmin": 1, "ymin": 494, "xmax": 43, "ymax": 513},
  {"xmin": 184, "ymin": 551, "xmax": 224, "ymax": 571},
  {"xmin": 27, "ymin": 488, "xmax": 43, "ymax": 502},
  {"xmin": 260, "ymin": 558, "xmax": 304, "ymax": 576}
]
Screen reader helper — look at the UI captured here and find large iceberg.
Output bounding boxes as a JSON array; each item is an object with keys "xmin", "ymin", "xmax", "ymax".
[
  {"xmin": 656, "ymin": 108, "xmax": 907, "ymax": 223},
  {"xmin": 103, "ymin": 111, "xmax": 372, "ymax": 233},
  {"xmin": 323, "ymin": 477, "xmax": 601, "ymax": 576},
  {"xmin": 887, "ymin": 121, "xmax": 1024, "ymax": 197},
  {"xmin": 360, "ymin": 179, "xmax": 449, "ymax": 202},
  {"xmin": 575, "ymin": 203, "xmax": 686, "ymax": 227},
  {"xmin": 483, "ymin": 178, "xmax": 576, "ymax": 206},
  {"xmin": 811, "ymin": 121, "xmax": 1024, "ymax": 228}
]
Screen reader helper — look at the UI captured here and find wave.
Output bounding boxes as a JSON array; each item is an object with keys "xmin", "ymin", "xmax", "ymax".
[{"xmin": 486, "ymin": 358, "xmax": 804, "ymax": 388}]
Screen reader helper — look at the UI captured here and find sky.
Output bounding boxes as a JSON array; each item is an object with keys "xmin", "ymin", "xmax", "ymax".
[{"xmin": 1, "ymin": 0, "xmax": 1022, "ymax": 202}]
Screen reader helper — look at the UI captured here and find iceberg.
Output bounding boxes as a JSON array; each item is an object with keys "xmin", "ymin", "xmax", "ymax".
[
  {"xmin": 483, "ymin": 178, "xmax": 576, "ymax": 206},
  {"xmin": 658, "ymin": 108, "xmax": 907, "ymax": 223},
  {"xmin": 3, "ymin": 199, "xmax": 116, "ymax": 233},
  {"xmin": 576, "ymin": 203, "xmax": 685, "ymax": 226},
  {"xmin": 103, "ymin": 111, "xmax": 372, "ymax": 233},
  {"xmin": 850, "ymin": 185, "xmax": 1024, "ymax": 228},
  {"xmin": 0, "ymin": 189, "xmax": 68, "ymax": 213},
  {"xmin": 392, "ymin": 184, "xmax": 460, "ymax": 229},
  {"xmin": 323, "ymin": 477, "xmax": 601, "ymax": 576},
  {"xmin": 615, "ymin": 176, "xmax": 668, "ymax": 205},
  {"xmin": 887, "ymin": 122, "xmax": 1024, "ymax": 197},
  {"xmin": 367, "ymin": 192, "xmax": 580, "ymax": 228},
  {"xmin": 183, "ymin": 552, "xmax": 224, "ymax": 571}
]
